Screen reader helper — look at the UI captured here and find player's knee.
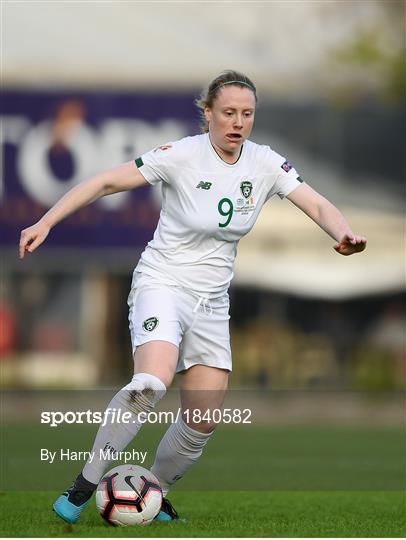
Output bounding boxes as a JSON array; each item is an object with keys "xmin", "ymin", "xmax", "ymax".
[{"xmin": 123, "ymin": 372, "xmax": 167, "ymax": 413}]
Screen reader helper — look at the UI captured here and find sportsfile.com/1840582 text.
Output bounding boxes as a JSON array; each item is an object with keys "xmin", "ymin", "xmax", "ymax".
[{"xmin": 40, "ymin": 408, "xmax": 252, "ymax": 427}]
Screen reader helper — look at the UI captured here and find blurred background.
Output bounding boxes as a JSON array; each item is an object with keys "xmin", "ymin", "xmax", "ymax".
[{"xmin": 1, "ymin": 1, "xmax": 405, "ymax": 405}]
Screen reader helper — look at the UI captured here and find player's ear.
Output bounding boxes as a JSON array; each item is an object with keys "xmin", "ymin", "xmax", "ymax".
[{"xmin": 204, "ymin": 106, "xmax": 212, "ymax": 124}]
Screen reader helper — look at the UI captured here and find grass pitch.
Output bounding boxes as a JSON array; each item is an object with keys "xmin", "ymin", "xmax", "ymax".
[
  {"xmin": 0, "ymin": 490, "xmax": 404, "ymax": 537},
  {"xmin": 1, "ymin": 423, "xmax": 405, "ymax": 536}
]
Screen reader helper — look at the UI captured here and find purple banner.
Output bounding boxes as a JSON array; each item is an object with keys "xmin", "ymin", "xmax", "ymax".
[{"xmin": 1, "ymin": 90, "xmax": 198, "ymax": 248}]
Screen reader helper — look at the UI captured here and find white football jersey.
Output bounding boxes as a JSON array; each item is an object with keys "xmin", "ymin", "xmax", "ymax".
[{"xmin": 134, "ymin": 133, "xmax": 303, "ymax": 297}]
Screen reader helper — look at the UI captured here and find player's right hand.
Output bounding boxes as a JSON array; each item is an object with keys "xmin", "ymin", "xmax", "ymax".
[{"xmin": 19, "ymin": 222, "xmax": 50, "ymax": 259}]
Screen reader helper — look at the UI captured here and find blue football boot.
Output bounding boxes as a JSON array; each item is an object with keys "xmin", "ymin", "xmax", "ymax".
[
  {"xmin": 155, "ymin": 497, "xmax": 180, "ymax": 522},
  {"xmin": 53, "ymin": 473, "xmax": 97, "ymax": 524}
]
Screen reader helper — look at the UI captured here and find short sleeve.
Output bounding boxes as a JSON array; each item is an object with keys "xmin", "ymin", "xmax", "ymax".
[
  {"xmin": 134, "ymin": 143, "xmax": 176, "ymax": 185},
  {"xmin": 264, "ymin": 147, "xmax": 304, "ymax": 200}
]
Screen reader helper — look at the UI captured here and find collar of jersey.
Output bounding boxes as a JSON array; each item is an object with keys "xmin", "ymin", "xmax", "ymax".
[{"xmin": 206, "ymin": 133, "xmax": 245, "ymax": 168}]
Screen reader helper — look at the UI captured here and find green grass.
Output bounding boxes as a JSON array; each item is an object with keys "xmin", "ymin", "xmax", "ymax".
[
  {"xmin": 2, "ymin": 424, "xmax": 405, "ymax": 491},
  {"xmin": 0, "ymin": 490, "xmax": 404, "ymax": 537},
  {"xmin": 1, "ymin": 423, "xmax": 405, "ymax": 536}
]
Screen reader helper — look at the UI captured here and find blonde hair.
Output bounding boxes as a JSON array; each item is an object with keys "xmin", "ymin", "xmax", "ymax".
[{"xmin": 195, "ymin": 70, "xmax": 257, "ymax": 133}]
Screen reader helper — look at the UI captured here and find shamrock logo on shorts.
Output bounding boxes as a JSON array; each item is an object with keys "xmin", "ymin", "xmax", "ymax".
[{"xmin": 142, "ymin": 317, "xmax": 159, "ymax": 332}]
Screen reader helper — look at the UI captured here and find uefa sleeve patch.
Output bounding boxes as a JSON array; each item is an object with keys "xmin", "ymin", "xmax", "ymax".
[
  {"xmin": 281, "ymin": 160, "xmax": 292, "ymax": 173},
  {"xmin": 135, "ymin": 157, "xmax": 144, "ymax": 168},
  {"xmin": 297, "ymin": 175, "xmax": 304, "ymax": 183}
]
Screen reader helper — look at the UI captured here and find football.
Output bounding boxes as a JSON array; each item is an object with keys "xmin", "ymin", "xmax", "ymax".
[{"xmin": 95, "ymin": 464, "xmax": 163, "ymax": 526}]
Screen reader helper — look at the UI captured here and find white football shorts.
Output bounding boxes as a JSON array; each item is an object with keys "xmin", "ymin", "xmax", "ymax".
[{"xmin": 127, "ymin": 272, "xmax": 232, "ymax": 373}]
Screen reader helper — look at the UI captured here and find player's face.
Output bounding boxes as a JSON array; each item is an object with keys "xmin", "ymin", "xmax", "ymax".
[{"xmin": 204, "ymin": 85, "xmax": 256, "ymax": 164}]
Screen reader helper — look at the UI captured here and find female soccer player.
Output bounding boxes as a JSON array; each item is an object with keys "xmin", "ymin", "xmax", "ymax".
[{"xmin": 19, "ymin": 70, "xmax": 366, "ymax": 523}]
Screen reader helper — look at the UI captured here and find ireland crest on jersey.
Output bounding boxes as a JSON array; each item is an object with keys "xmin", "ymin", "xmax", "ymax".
[
  {"xmin": 143, "ymin": 317, "xmax": 159, "ymax": 332},
  {"xmin": 240, "ymin": 181, "xmax": 253, "ymax": 199}
]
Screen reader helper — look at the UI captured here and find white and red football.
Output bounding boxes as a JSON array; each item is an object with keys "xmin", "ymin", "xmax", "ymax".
[{"xmin": 96, "ymin": 464, "xmax": 162, "ymax": 526}]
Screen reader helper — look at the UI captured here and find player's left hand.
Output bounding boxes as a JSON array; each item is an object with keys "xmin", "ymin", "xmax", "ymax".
[{"xmin": 333, "ymin": 234, "xmax": 367, "ymax": 256}]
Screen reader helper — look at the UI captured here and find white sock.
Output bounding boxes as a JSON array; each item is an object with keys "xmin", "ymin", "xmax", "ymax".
[
  {"xmin": 82, "ymin": 373, "xmax": 166, "ymax": 484},
  {"xmin": 151, "ymin": 417, "xmax": 212, "ymax": 496}
]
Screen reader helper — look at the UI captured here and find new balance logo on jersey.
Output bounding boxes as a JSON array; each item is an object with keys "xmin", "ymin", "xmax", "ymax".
[
  {"xmin": 196, "ymin": 181, "xmax": 212, "ymax": 190},
  {"xmin": 153, "ymin": 145, "xmax": 172, "ymax": 152}
]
